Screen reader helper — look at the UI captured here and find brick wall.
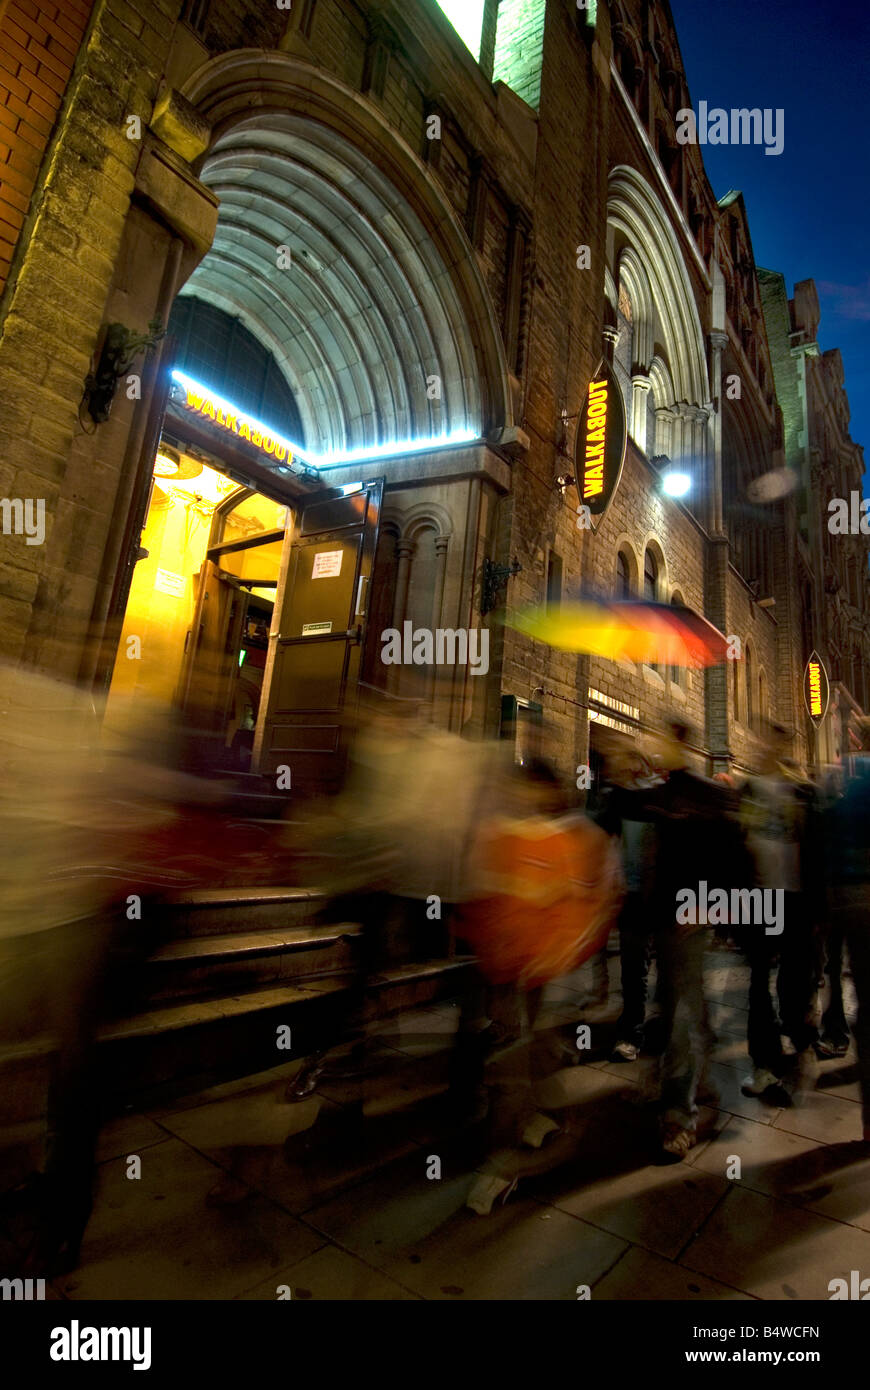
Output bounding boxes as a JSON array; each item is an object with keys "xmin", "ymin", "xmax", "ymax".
[
  {"xmin": 0, "ymin": 0, "xmax": 94, "ymax": 297},
  {"xmin": 492, "ymin": 0, "xmax": 546, "ymax": 110}
]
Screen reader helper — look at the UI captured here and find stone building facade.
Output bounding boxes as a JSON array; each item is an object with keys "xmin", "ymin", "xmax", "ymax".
[
  {"xmin": 760, "ymin": 271, "xmax": 870, "ymax": 765},
  {"xmin": 0, "ymin": 0, "xmax": 862, "ymax": 790}
]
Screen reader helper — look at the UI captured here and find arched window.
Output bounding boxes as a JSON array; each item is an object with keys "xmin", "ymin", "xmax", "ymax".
[
  {"xmin": 616, "ymin": 550, "xmax": 631, "ymax": 598},
  {"xmin": 169, "ymin": 296, "xmax": 304, "ymax": 442},
  {"xmin": 643, "ymin": 548, "xmax": 660, "ymax": 674},
  {"xmin": 644, "ymin": 547, "xmax": 658, "ymax": 602},
  {"xmin": 745, "ymin": 644, "xmax": 755, "ymax": 730},
  {"xmin": 758, "ymin": 670, "xmax": 768, "ymax": 726},
  {"xmin": 670, "ymin": 591, "xmax": 685, "ymax": 686},
  {"xmin": 732, "ymin": 650, "xmax": 741, "ymax": 722}
]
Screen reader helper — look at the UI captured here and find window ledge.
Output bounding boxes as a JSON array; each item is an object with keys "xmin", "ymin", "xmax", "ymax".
[{"xmin": 642, "ymin": 665, "xmax": 666, "ymax": 689}]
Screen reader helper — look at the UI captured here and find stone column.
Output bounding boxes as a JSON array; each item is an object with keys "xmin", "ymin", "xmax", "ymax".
[
  {"xmin": 426, "ymin": 534, "xmax": 450, "ymax": 701},
  {"xmin": 392, "ymin": 540, "xmax": 414, "ymax": 629},
  {"xmin": 654, "ymin": 406, "xmax": 675, "ymax": 461},
  {"xmin": 709, "ymin": 331, "xmax": 728, "ymax": 536},
  {"xmin": 390, "ymin": 539, "xmax": 414, "ymax": 694},
  {"xmin": 432, "ymin": 535, "xmax": 449, "ymax": 628},
  {"xmin": 630, "ymin": 372, "xmax": 651, "ymax": 454}
]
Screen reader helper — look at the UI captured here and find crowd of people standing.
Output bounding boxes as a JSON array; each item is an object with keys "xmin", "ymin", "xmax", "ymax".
[{"xmin": 584, "ymin": 716, "xmax": 870, "ymax": 1162}]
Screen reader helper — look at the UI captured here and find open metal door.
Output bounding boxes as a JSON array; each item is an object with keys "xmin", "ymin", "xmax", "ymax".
[{"xmin": 252, "ymin": 478, "xmax": 384, "ymax": 792}]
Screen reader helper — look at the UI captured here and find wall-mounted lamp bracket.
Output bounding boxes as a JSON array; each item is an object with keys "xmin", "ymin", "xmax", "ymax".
[
  {"xmin": 481, "ymin": 556, "xmax": 522, "ymax": 615},
  {"xmin": 82, "ymin": 319, "xmax": 166, "ymax": 424}
]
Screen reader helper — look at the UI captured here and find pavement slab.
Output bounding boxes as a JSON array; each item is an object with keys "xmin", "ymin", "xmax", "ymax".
[
  {"xmin": 302, "ymin": 1152, "xmax": 629, "ymax": 1300},
  {"xmin": 592, "ymin": 1244, "xmax": 755, "ymax": 1301},
  {"xmin": 53, "ymin": 1137, "xmax": 323, "ymax": 1301},
  {"xmin": 678, "ymin": 1184, "xmax": 870, "ymax": 1301}
]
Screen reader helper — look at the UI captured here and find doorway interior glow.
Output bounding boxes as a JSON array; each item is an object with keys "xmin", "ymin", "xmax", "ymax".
[{"xmin": 105, "ymin": 444, "xmax": 289, "ymax": 773}]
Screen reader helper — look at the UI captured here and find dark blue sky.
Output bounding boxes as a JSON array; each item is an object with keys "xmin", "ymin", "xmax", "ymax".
[{"xmin": 669, "ymin": 0, "xmax": 870, "ymax": 474}]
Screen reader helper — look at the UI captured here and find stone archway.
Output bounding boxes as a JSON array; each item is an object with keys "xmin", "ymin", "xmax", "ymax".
[{"xmin": 178, "ymin": 51, "xmax": 513, "ymax": 461}]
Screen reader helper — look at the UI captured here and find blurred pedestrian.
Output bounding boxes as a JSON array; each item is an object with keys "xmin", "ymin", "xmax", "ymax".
[
  {"xmin": 645, "ymin": 720, "xmax": 749, "ymax": 1160},
  {"xmin": 458, "ymin": 757, "xmax": 621, "ymax": 1211},
  {"xmin": 737, "ymin": 722, "xmax": 821, "ymax": 1102},
  {"xmin": 825, "ymin": 718, "xmax": 870, "ymax": 1142},
  {"xmin": 593, "ymin": 734, "xmax": 660, "ymax": 1061}
]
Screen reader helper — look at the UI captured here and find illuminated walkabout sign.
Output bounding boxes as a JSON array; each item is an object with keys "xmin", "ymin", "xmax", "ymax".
[
  {"xmin": 170, "ymin": 369, "xmax": 295, "ymax": 464},
  {"xmin": 803, "ymin": 651, "xmax": 829, "ymax": 726},
  {"xmin": 575, "ymin": 359, "xmax": 626, "ymax": 532}
]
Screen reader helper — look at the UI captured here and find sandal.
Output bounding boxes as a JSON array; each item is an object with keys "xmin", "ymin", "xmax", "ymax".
[{"xmin": 660, "ymin": 1123, "xmax": 697, "ymax": 1161}]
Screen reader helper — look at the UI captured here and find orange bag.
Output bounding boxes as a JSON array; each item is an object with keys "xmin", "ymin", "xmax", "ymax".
[{"xmin": 457, "ymin": 813, "xmax": 621, "ymax": 989}]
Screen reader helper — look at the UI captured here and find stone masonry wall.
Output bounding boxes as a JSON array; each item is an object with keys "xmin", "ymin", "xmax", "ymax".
[{"xmin": 0, "ymin": 0, "xmax": 178, "ymax": 665}]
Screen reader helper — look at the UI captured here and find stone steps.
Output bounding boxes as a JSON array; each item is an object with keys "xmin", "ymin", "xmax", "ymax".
[
  {"xmin": 0, "ymin": 947, "xmax": 475, "ymax": 1123},
  {"xmin": 144, "ymin": 922, "xmax": 363, "ymax": 1001},
  {"xmin": 155, "ymin": 887, "xmax": 327, "ymax": 938}
]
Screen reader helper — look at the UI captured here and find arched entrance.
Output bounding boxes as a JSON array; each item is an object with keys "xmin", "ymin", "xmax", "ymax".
[{"xmin": 107, "ymin": 53, "xmax": 512, "ymax": 791}]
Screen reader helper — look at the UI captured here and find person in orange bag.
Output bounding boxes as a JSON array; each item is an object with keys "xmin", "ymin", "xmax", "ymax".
[{"xmin": 457, "ymin": 757, "xmax": 622, "ymax": 1214}]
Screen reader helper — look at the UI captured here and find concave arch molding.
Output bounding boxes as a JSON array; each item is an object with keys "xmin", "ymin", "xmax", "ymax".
[
  {"xmin": 180, "ymin": 51, "xmax": 513, "ymax": 457},
  {"xmin": 607, "ymin": 165, "xmax": 709, "ymax": 409}
]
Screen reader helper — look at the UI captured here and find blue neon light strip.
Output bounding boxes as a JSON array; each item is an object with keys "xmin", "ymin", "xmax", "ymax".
[{"xmin": 170, "ymin": 369, "xmax": 478, "ymax": 469}]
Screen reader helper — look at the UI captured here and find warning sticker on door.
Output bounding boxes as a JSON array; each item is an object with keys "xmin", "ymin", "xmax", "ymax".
[
  {"xmin": 154, "ymin": 568, "xmax": 186, "ymax": 597},
  {"xmin": 312, "ymin": 549, "xmax": 343, "ymax": 579},
  {"xmin": 302, "ymin": 622, "xmax": 333, "ymax": 636}
]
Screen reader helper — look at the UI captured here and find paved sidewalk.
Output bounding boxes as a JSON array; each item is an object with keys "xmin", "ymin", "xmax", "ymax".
[{"xmin": 3, "ymin": 946, "xmax": 870, "ymax": 1301}]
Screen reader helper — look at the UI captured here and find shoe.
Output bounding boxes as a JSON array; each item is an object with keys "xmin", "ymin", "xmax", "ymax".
[
  {"xmin": 741, "ymin": 1068, "xmax": 780, "ymax": 1096},
  {"xmin": 522, "ymin": 1113, "xmax": 561, "ymax": 1149},
  {"xmin": 814, "ymin": 1036, "xmax": 850, "ymax": 1060},
  {"xmin": 466, "ymin": 1173, "xmax": 518, "ymax": 1215},
  {"xmin": 610, "ymin": 1041, "xmax": 639, "ymax": 1063},
  {"xmin": 287, "ymin": 1056, "xmax": 327, "ymax": 1101}
]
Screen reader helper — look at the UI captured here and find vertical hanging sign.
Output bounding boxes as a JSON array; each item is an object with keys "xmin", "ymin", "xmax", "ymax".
[
  {"xmin": 803, "ymin": 651, "xmax": 829, "ymax": 726},
  {"xmin": 574, "ymin": 359, "xmax": 627, "ymax": 533}
]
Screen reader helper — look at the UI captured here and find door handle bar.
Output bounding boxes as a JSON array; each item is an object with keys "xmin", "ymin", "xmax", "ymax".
[{"xmin": 355, "ymin": 574, "xmax": 368, "ymax": 617}]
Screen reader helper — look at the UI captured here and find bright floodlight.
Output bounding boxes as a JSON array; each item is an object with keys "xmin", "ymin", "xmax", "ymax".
[{"xmin": 662, "ymin": 471, "xmax": 691, "ymax": 498}]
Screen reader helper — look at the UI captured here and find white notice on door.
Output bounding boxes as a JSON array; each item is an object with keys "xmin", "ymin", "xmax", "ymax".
[
  {"xmin": 312, "ymin": 549, "xmax": 343, "ymax": 579},
  {"xmin": 302, "ymin": 622, "xmax": 333, "ymax": 636},
  {"xmin": 154, "ymin": 568, "xmax": 186, "ymax": 597}
]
